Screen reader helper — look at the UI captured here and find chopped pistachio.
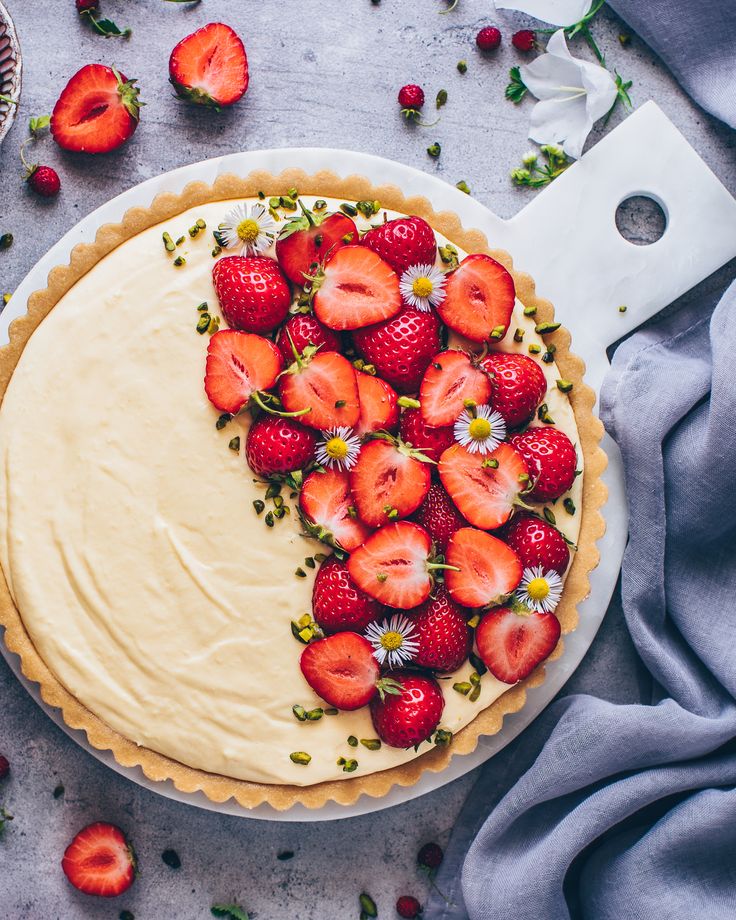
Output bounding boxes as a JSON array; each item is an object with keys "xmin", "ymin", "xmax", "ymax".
[
  {"xmin": 216, "ymin": 413, "xmax": 232, "ymax": 430},
  {"xmin": 438, "ymin": 243, "xmax": 459, "ymax": 269},
  {"xmin": 518, "ymin": 472, "xmax": 530, "ymax": 484},
  {"xmin": 228, "ymin": 436, "xmax": 240, "ymax": 452},
  {"xmin": 196, "ymin": 218, "xmax": 206, "ymax": 229},
  {"xmin": 534, "ymin": 321, "xmax": 561, "ymax": 335},
  {"xmin": 265, "ymin": 511, "xmax": 275, "ymax": 527},
  {"xmin": 543, "ymin": 507, "xmax": 557, "ymax": 525},
  {"xmin": 436, "ymin": 89, "xmax": 448, "ymax": 108},
  {"xmin": 162, "ymin": 232, "xmax": 176, "ymax": 253},
  {"xmin": 277, "ymin": 849, "xmax": 294, "ymax": 860},
  {"xmin": 457, "ymin": 59, "xmax": 468, "ymax": 73},
  {"xmin": 537, "ymin": 403, "xmax": 555, "ymax": 424},
  {"xmin": 556, "ymin": 379, "xmax": 573, "ymax": 393},
  {"xmin": 176, "ymin": 235, "xmax": 185, "ymax": 246},
  {"xmin": 619, "ymin": 304, "xmax": 628, "ymax": 313},
  {"xmin": 542, "ymin": 351, "xmax": 555, "ymax": 364},
  {"xmin": 2, "ymin": 293, "xmax": 11, "ymax": 305},
  {"xmin": 467, "ymin": 613, "xmax": 480, "ymax": 628},
  {"xmin": 563, "ymin": 497, "xmax": 576, "ymax": 515},
  {"xmin": 340, "ymin": 202, "xmax": 359, "ymax": 217},
  {"xmin": 619, "ymin": 32, "xmax": 631, "ymax": 45},
  {"xmin": 173, "ymin": 255, "xmax": 186, "ymax": 267},
  {"xmin": 398, "ymin": 396, "xmax": 421, "ymax": 409},
  {"xmin": 434, "ymin": 728, "xmax": 453, "ymax": 746},
  {"xmin": 314, "ymin": 553, "xmax": 328, "ymax": 563},
  {"xmin": 211, "ymin": 245, "xmax": 222, "ymax": 258},
  {"xmin": 292, "ymin": 704, "xmax": 307, "ymax": 721},
  {"xmin": 273, "ymin": 495, "xmax": 284, "ymax": 509},
  {"xmin": 489, "ymin": 325, "xmax": 506, "ymax": 340},
  {"xmin": 455, "ymin": 180, "xmax": 471, "ymax": 195},
  {"xmin": 468, "ymin": 683, "xmax": 481, "ymax": 702},
  {"xmin": 335, "ymin": 399, "xmax": 346, "ymax": 408},
  {"xmin": 287, "ymin": 187, "xmax": 299, "ymax": 199},
  {"xmin": 196, "ymin": 313, "xmax": 211, "ymax": 334},
  {"xmin": 304, "ymin": 556, "xmax": 316, "ymax": 569},
  {"xmin": 523, "ymin": 305, "xmax": 537, "ymax": 317},
  {"xmin": 269, "ymin": 196, "xmax": 281, "ymax": 209},
  {"xmin": 362, "ymin": 363, "xmax": 377, "ymax": 376},
  {"xmin": 314, "ymin": 199, "xmax": 327, "ymax": 211},
  {"xmin": 360, "ymin": 738, "xmax": 381, "ymax": 751},
  {"xmin": 469, "ymin": 671, "xmax": 481, "ymax": 685},
  {"xmin": 289, "ymin": 751, "xmax": 311, "ymax": 766},
  {"xmin": 0, "ymin": 233, "xmax": 13, "ymax": 249},
  {"xmin": 528, "ymin": 343, "xmax": 542, "ymax": 355},
  {"xmin": 359, "ymin": 893, "xmax": 377, "ymax": 917},
  {"xmin": 482, "ymin": 458, "xmax": 499, "ymax": 469},
  {"xmin": 306, "ymin": 708, "xmax": 323, "ymax": 721},
  {"xmin": 356, "ymin": 200, "xmax": 380, "ymax": 218},
  {"xmin": 324, "ymin": 707, "xmax": 338, "ymax": 715},
  {"xmin": 453, "ymin": 682, "xmax": 472, "ymax": 696},
  {"xmin": 265, "ymin": 482, "xmax": 282, "ymax": 499},
  {"xmin": 376, "ymin": 572, "xmax": 388, "ymax": 583},
  {"xmin": 208, "ymin": 316, "xmax": 220, "ymax": 335},
  {"xmin": 513, "ymin": 328, "xmax": 525, "ymax": 342},
  {"xmin": 427, "ymin": 142, "xmax": 441, "ymax": 158},
  {"xmin": 253, "ymin": 500, "xmax": 265, "ymax": 515},
  {"xmin": 469, "ymin": 651, "xmax": 487, "ymax": 675},
  {"xmin": 280, "ymin": 196, "xmax": 297, "ymax": 211},
  {"xmin": 295, "ymin": 567, "xmax": 307, "ymax": 578},
  {"xmin": 347, "ymin": 735, "xmax": 358, "ymax": 747},
  {"xmin": 197, "ymin": 301, "xmax": 209, "ymax": 312}
]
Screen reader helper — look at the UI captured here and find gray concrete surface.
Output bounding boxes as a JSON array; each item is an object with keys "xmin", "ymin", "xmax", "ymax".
[{"xmin": 0, "ymin": 1, "xmax": 733, "ymax": 917}]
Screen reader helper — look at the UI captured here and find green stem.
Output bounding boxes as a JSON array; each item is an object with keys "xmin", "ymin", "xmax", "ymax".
[{"xmin": 250, "ymin": 390, "xmax": 312, "ymax": 418}]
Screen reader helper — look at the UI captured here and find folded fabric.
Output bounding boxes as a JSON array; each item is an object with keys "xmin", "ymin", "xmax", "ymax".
[{"xmin": 425, "ymin": 278, "xmax": 736, "ymax": 919}]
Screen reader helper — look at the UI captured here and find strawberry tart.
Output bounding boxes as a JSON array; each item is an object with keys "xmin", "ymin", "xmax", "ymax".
[{"xmin": 0, "ymin": 170, "xmax": 606, "ymax": 809}]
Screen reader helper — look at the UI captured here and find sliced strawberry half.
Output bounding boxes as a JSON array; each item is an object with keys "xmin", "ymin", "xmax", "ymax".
[
  {"xmin": 300, "ymin": 468, "xmax": 372, "ymax": 552},
  {"xmin": 62, "ymin": 822, "xmax": 136, "ymax": 898},
  {"xmin": 300, "ymin": 632, "xmax": 380, "ymax": 710},
  {"xmin": 169, "ymin": 22, "xmax": 249, "ymax": 107},
  {"xmin": 279, "ymin": 350, "xmax": 360, "ymax": 430},
  {"xmin": 445, "ymin": 527, "xmax": 523, "ymax": 608},
  {"xmin": 438, "ymin": 254, "xmax": 516, "ymax": 343},
  {"xmin": 51, "ymin": 64, "xmax": 142, "ymax": 154},
  {"xmin": 347, "ymin": 521, "xmax": 437, "ymax": 609},
  {"xmin": 355, "ymin": 373, "xmax": 400, "ymax": 438},
  {"xmin": 475, "ymin": 606, "xmax": 561, "ymax": 683},
  {"xmin": 419, "ymin": 350, "xmax": 492, "ymax": 427},
  {"xmin": 275, "ymin": 205, "xmax": 358, "ymax": 285},
  {"xmin": 204, "ymin": 330, "xmax": 283, "ymax": 415},
  {"xmin": 350, "ymin": 438, "xmax": 432, "ymax": 528},
  {"xmin": 439, "ymin": 442, "xmax": 529, "ymax": 530},
  {"xmin": 313, "ymin": 246, "xmax": 402, "ymax": 331}
]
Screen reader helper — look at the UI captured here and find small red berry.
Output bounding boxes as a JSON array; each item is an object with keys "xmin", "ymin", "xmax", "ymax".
[
  {"xmin": 476, "ymin": 27, "xmax": 502, "ymax": 51},
  {"xmin": 512, "ymin": 29, "xmax": 536, "ymax": 51},
  {"xmin": 396, "ymin": 895, "xmax": 423, "ymax": 918},
  {"xmin": 417, "ymin": 841, "xmax": 443, "ymax": 871},
  {"xmin": 398, "ymin": 84, "xmax": 425, "ymax": 110},
  {"xmin": 75, "ymin": 0, "xmax": 99, "ymax": 12},
  {"xmin": 26, "ymin": 165, "xmax": 61, "ymax": 198},
  {"xmin": 0, "ymin": 754, "xmax": 9, "ymax": 780}
]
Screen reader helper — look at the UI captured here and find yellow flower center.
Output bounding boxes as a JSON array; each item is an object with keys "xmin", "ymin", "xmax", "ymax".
[
  {"xmin": 236, "ymin": 218, "xmax": 260, "ymax": 243},
  {"xmin": 412, "ymin": 277, "xmax": 434, "ymax": 298},
  {"xmin": 380, "ymin": 630, "xmax": 404, "ymax": 651},
  {"xmin": 325, "ymin": 437, "xmax": 349, "ymax": 460},
  {"xmin": 468, "ymin": 417, "xmax": 492, "ymax": 440},
  {"xmin": 527, "ymin": 577, "xmax": 550, "ymax": 601}
]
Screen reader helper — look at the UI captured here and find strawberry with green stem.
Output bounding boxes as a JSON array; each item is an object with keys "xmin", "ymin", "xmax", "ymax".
[
  {"xmin": 275, "ymin": 200, "xmax": 358, "ymax": 286},
  {"xmin": 278, "ymin": 338, "xmax": 360, "ymax": 430},
  {"xmin": 20, "ymin": 115, "xmax": 60, "ymax": 198}
]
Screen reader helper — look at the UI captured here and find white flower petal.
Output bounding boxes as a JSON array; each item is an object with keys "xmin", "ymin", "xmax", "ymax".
[{"xmin": 494, "ymin": 0, "xmax": 593, "ymax": 27}]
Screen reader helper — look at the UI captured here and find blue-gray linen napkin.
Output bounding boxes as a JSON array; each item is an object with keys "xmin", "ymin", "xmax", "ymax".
[{"xmin": 425, "ymin": 3, "xmax": 736, "ymax": 915}]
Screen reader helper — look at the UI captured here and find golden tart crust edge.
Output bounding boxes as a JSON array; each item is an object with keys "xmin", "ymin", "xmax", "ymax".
[{"xmin": 0, "ymin": 168, "xmax": 608, "ymax": 811}]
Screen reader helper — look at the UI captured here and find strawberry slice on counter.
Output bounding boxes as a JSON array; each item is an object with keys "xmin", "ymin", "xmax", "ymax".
[
  {"xmin": 353, "ymin": 307, "xmax": 442, "ymax": 394},
  {"xmin": 475, "ymin": 605, "xmax": 561, "ymax": 683},
  {"xmin": 279, "ymin": 349, "xmax": 360, "ymax": 430},
  {"xmin": 503, "ymin": 512, "xmax": 570, "ymax": 575},
  {"xmin": 300, "ymin": 632, "xmax": 380, "ymax": 710},
  {"xmin": 299, "ymin": 468, "xmax": 372, "ymax": 552},
  {"xmin": 399, "ymin": 408, "xmax": 455, "ymax": 462},
  {"xmin": 275, "ymin": 314, "xmax": 341, "ymax": 365},
  {"xmin": 444, "ymin": 527, "xmax": 523, "ymax": 608},
  {"xmin": 204, "ymin": 330, "xmax": 283, "ymax": 415},
  {"xmin": 347, "ymin": 521, "xmax": 440, "ymax": 609},
  {"xmin": 354, "ymin": 372, "xmax": 400, "ymax": 438},
  {"xmin": 245, "ymin": 416, "xmax": 317, "ymax": 477},
  {"xmin": 169, "ymin": 22, "xmax": 249, "ymax": 107},
  {"xmin": 408, "ymin": 584, "xmax": 472, "ymax": 672},
  {"xmin": 312, "ymin": 556, "xmax": 384, "ymax": 634},
  {"xmin": 411, "ymin": 481, "xmax": 468, "ymax": 554},
  {"xmin": 438, "ymin": 254, "xmax": 516, "ymax": 344},
  {"xmin": 369, "ymin": 670, "xmax": 444, "ymax": 748},
  {"xmin": 275, "ymin": 203, "xmax": 358, "ymax": 285},
  {"xmin": 349, "ymin": 438, "xmax": 432, "ymax": 528},
  {"xmin": 213, "ymin": 256, "xmax": 292, "ymax": 334},
  {"xmin": 361, "ymin": 216, "xmax": 438, "ymax": 275},
  {"xmin": 509, "ymin": 427, "xmax": 578, "ymax": 502},
  {"xmin": 419, "ymin": 350, "xmax": 492, "ymax": 427},
  {"xmin": 480, "ymin": 352, "xmax": 547, "ymax": 428},
  {"xmin": 62, "ymin": 822, "xmax": 136, "ymax": 898},
  {"xmin": 51, "ymin": 64, "xmax": 142, "ymax": 153},
  {"xmin": 313, "ymin": 246, "xmax": 402, "ymax": 331},
  {"xmin": 439, "ymin": 442, "xmax": 529, "ymax": 530}
]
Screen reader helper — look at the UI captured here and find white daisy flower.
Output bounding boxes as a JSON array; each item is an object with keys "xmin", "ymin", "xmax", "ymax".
[
  {"xmin": 218, "ymin": 202, "xmax": 277, "ymax": 256},
  {"xmin": 453, "ymin": 404, "xmax": 507, "ymax": 455},
  {"xmin": 315, "ymin": 426, "xmax": 362, "ymax": 472},
  {"xmin": 399, "ymin": 263, "xmax": 447, "ymax": 312},
  {"xmin": 365, "ymin": 614, "xmax": 420, "ymax": 669},
  {"xmin": 516, "ymin": 565, "xmax": 563, "ymax": 613}
]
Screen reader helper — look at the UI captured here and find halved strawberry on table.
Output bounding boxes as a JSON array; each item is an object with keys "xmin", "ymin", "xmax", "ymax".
[
  {"xmin": 204, "ymin": 329, "xmax": 283, "ymax": 415},
  {"xmin": 275, "ymin": 203, "xmax": 358, "ymax": 286},
  {"xmin": 300, "ymin": 632, "xmax": 381, "ymax": 710},
  {"xmin": 51, "ymin": 64, "xmax": 141, "ymax": 154},
  {"xmin": 348, "ymin": 521, "xmax": 443, "ymax": 609},
  {"xmin": 353, "ymin": 307, "xmax": 442, "ymax": 394},
  {"xmin": 275, "ymin": 314, "xmax": 341, "ymax": 365},
  {"xmin": 411, "ymin": 481, "xmax": 468, "ymax": 553},
  {"xmin": 475, "ymin": 605, "xmax": 561, "ymax": 683},
  {"xmin": 62, "ymin": 822, "xmax": 136, "ymax": 898},
  {"xmin": 350, "ymin": 437, "xmax": 431, "ymax": 528},
  {"xmin": 169, "ymin": 22, "xmax": 249, "ymax": 108},
  {"xmin": 245, "ymin": 416, "xmax": 317, "ymax": 477},
  {"xmin": 480, "ymin": 352, "xmax": 547, "ymax": 428},
  {"xmin": 399, "ymin": 409, "xmax": 455, "ymax": 462},
  {"xmin": 213, "ymin": 256, "xmax": 291, "ymax": 334},
  {"xmin": 313, "ymin": 246, "xmax": 402, "ymax": 331},
  {"xmin": 445, "ymin": 527, "xmax": 523, "ymax": 608},
  {"xmin": 408, "ymin": 584, "xmax": 472, "ymax": 672},
  {"xmin": 354, "ymin": 373, "xmax": 400, "ymax": 438},
  {"xmin": 419, "ymin": 350, "xmax": 492, "ymax": 428},
  {"xmin": 312, "ymin": 556, "xmax": 384, "ymax": 634},
  {"xmin": 369, "ymin": 670, "xmax": 444, "ymax": 748},
  {"xmin": 361, "ymin": 216, "xmax": 438, "ymax": 275},
  {"xmin": 438, "ymin": 254, "xmax": 515, "ymax": 344},
  {"xmin": 439, "ymin": 442, "xmax": 529, "ymax": 531},
  {"xmin": 279, "ymin": 349, "xmax": 360, "ymax": 430},
  {"xmin": 299, "ymin": 468, "xmax": 372, "ymax": 552}
]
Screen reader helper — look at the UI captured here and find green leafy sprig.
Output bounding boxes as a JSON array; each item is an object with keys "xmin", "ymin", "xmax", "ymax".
[{"xmin": 510, "ymin": 146, "xmax": 571, "ymax": 189}]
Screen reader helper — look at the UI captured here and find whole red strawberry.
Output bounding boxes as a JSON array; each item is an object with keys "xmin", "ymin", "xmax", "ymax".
[
  {"xmin": 510, "ymin": 427, "xmax": 577, "ymax": 502},
  {"xmin": 417, "ymin": 842, "xmax": 444, "ymax": 871},
  {"xmin": 512, "ymin": 29, "xmax": 536, "ymax": 51},
  {"xmin": 476, "ymin": 27, "xmax": 502, "ymax": 51},
  {"xmin": 0, "ymin": 754, "xmax": 9, "ymax": 780},
  {"xmin": 408, "ymin": 584, "xmax": 471, "ymax": 672},
  {"xmin": 370, "ymin": 670, "xmax": 444, "ymax": 748},
  {"xmin": 213, "ymin": 256, "xmax": 292, "ymax": 334},
  {"xmin": 353, "ymin": 308, "xmax": 442, "ymax": 394},
  {"xmin": 398, "ymin": 84, "xmax": 425, "ymax": 110},
  {"xmin": 361, "ymin": 216, "xmax": 437, "ymax": 276},
  {"xmin": 480, "ymin": 352, "xmax": 547, "ymax": 428},
  {"xmin": 275, "ymin": 314, "xmax": 341, "ymax": 364},
  {"xmin": 503, "ymin": 513, "xmax": 570, "ymax": 574},
  {"xmin": 397, "ymin": 895, "xmax": 423, "ymax": 919},
  {"xmin": 26, "ymin": 165, "xmax": 60, "ymax": 198},
  {"xmin": 245, "ymin": 415, "xmax": 317, "ymax": 477},
  {"xmin": 312, "ymin": 556, "xmax": 384, "ymax": 634},
  {"xmin": 412, "ymin": 482, "xmax": 467, "ymax": 553},
  {"xmin": 75, "ymin": 0, "xmax": 98, "ymax": 12},
  {"xmin": 399, "ymin": 409, "xmax": 454, "ymax": 464}
]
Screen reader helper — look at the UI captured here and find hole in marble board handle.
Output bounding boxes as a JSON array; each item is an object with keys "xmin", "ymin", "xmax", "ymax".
[{"xmin": 615, "ymin": 193, "xmax": 668, "ymax": 246}]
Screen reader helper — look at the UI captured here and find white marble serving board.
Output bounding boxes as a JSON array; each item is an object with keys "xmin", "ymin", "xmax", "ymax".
[{"xmin": 2, "ymin": 101, "xmax": 736, "ymax": 822}]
